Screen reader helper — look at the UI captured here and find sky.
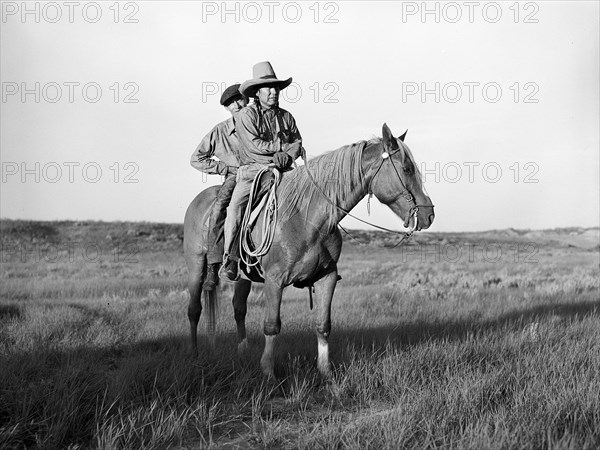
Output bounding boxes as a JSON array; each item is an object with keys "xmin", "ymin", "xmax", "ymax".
[{"xmin": 1, "ymin": 1, "xmax": 599, "ymax": 232}]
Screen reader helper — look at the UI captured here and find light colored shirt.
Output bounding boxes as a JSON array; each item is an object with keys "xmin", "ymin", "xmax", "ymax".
[
  {"xmin": 190, "ymin": 117, "xmax": 241, "ymax": 174},
  {"xmin": 235, "ymin": 102, "xmax": 302, "ymax": 166}
]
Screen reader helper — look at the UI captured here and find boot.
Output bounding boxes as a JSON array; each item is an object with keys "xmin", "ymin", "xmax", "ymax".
[{"xmin": 204, "ymin": 263, "xmax": 220, "ymax": 291}]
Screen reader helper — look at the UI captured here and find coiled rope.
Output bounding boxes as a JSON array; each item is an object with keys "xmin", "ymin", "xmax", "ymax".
[{"xmin": 239, "ymin": 166, "xmax": 281, "ymax": 270}]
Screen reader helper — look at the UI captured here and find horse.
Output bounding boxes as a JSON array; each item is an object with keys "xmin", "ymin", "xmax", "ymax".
[{"xmin": 183, "ymin": 123, "xmax": 434, "ymax": 378}]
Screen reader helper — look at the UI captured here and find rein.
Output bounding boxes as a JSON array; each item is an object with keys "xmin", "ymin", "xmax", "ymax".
[{"xmin": 301, "ymin": 141, "xmax": 432, "ymax": 246}]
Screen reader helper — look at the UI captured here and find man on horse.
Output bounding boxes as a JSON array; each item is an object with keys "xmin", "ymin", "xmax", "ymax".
[
  {"xmin": 221, "ymin": 61, "xmax": 304, "ymax": 281},
  {"xmin": 190, "ymin": 83, "xmax": 248, "ymax": 290}
]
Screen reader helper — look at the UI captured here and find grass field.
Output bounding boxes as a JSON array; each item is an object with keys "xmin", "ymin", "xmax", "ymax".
[{"xmin": 1, "ymin": 220, "xmax": 599, "ymax": 449}]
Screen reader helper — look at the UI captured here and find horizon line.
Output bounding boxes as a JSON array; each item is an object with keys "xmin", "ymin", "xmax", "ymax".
[{"xmin": 1, "ymin": 217, "xmax": 598, "ymax": 235}]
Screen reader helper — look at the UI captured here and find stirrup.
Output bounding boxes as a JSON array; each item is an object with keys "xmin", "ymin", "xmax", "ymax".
[{"xmin": 219, "ymin": 259, "xmax": 240, "ymax": 282}]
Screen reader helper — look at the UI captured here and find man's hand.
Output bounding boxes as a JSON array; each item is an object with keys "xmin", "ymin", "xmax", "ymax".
[
  {"xmin": 284, "ymin": 141, "xmax": 303, "ymax": 159},
  {"xmin": 272, "ymin": 152, "xmax": 293, "ymax": 169},
  {"xmin": 216, "ymin": 161, "xmax": 230, "ymax": 176}
]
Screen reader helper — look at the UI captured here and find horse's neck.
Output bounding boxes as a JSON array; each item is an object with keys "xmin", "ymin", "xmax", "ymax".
[
  {"xmin": 331, "ymin": 178, "xmax": 368, "ymax": 224},
  {"xmin": 307, "ymin": 142, "xmax": 379, "ymax": 229}
]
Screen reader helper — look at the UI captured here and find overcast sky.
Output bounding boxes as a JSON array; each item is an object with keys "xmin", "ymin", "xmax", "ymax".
[{"xmin": 1, "ymin": 1, "xmax": 598, "ymax": 232}]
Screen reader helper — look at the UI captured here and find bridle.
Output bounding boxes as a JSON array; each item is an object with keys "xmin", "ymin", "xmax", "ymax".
[
  {"xmin": 302, "ymin": 139, "xmax": 434, "ymax": 246},
  {"xmin": 365, "ymin": 142, "xmax": 434, "ymax": 234}
]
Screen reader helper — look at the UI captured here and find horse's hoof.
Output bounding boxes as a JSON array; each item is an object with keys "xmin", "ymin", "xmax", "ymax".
[
  {"xmin": 324, "ymin": 380, "xmax": 342, "ymax": 401},
  {"xmin": 262, "ymin": 376, "xmax": 284, "ymax": 398},
  {"xmin": 317, "ymin": 363, "xmax": 332, "ymax": 379},
  {"xmin": 207, "ymin": 337, "xmax": 216, "ymax": 351},
  {"xmin": 237, "ymin": 338, "xmax": 250, "ymax": 357},
  {"xmin": 262, "ymin": 369, "xmax": 276, "ymax": 380},
  {"xmin": 261, "ymin": 363, "xmax": 275, "ymax": 380}
]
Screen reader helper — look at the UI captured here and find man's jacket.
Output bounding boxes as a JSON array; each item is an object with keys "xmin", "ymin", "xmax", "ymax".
[
  {"xmin": 191, "ymin": 117, "xmax": 241, "ymax": 175},
  {"xmin": 235, "ymin": 102, "xmax": 302, "ymax": 166}
]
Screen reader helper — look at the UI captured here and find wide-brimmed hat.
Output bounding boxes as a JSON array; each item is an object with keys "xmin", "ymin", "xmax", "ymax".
[
  {"xmin": 239, "ymin": 62, "xmax": 292, "ymax": 97},
  {"xmin": 220, "ymin": 83, "xmax": 245, "ymax": 106}
]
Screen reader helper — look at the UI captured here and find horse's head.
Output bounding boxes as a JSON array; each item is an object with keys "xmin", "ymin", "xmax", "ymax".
[{"xmin": 367, "ymin": 123, "xmax": 435, "ymax": 231}]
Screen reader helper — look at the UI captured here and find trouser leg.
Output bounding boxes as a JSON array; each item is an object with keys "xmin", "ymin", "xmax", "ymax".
[
  {"xmin": 223, "ymin": 165, "xmax": 261, "ymax": 261},
  {"xmin": 206, "ymin": 174, "xmax": 237, "ymax": 265}
]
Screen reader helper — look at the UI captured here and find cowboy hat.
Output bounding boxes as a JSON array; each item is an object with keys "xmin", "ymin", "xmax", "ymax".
[
  {"xmin": 220, "ymin": 83, "xmax": 245, "ymax": 106},
  {"xmin": 239, "ymin": 61, "xmax": 292, "ymax": 97}
]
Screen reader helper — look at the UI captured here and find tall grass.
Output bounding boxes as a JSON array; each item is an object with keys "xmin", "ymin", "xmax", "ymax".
[{"xmin": 1, "ymin": 224, "xmax": 598, "ymax": 448}]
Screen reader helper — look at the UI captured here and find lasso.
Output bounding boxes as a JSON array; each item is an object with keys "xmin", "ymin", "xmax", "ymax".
[{"xmin": 239, "ymin": 166, "xmax": 281, "ymax": 270}]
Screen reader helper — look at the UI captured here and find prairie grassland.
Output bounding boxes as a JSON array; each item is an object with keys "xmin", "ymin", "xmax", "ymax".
[{"xmin": 1, "ymin": 221, "xmax": 599, "ymax": 449}]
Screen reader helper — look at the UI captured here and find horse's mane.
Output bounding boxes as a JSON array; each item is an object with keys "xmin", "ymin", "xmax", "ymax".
[
  {"xmin": 277, "ymin": 137, "xmax": 424, "ymax": 230},
  {"xmin": 278, "ymin": 141, "xmax": 367, "ymax": 229}
]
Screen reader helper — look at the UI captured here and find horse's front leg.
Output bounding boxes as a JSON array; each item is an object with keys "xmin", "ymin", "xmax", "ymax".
[
  {"xmin": 314, "ymin": 269, "xmax": 338, "ymax": 377},
  {"xmin": 260, "ymin": 281, "xmax": 283, "ymax": 378},
  {"xmin": 232, "ymin": 279, "xmax": 252, "ymax": 355}
]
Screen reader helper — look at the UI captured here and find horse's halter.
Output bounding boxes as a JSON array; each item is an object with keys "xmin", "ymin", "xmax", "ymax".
[
  {"xmin": 366, "ymin": 142, "xmax": 434, "ymax": 232},
  {"xmin": 301, "ymin": 139, "xmax": 433, "ymax": 246}
]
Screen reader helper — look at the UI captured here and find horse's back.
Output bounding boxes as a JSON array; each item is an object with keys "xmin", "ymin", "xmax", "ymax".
[{"xmin": 184, "ymin": 185, "xmax": 219, "ymax": 261}]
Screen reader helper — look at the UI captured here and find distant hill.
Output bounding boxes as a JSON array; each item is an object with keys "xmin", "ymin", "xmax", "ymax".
[
  {"xmin": 1, "ymin": 220, "xmax": 598, "ymax": 251},
  {"xmin": 0, "ymin": 220, "xmax": 183, "ymax": 252}
]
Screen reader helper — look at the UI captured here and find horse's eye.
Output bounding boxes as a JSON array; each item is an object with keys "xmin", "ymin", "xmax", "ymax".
[{"xmin": 403, "ymin": 163, "xmax": 414, "ymax": 175}]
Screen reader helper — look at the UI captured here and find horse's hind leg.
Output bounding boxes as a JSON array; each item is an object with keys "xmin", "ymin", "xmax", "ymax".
[
  {"xmin": 313, "ymin": 269, "xmax": 338, "ymax": 377},
  {"xmin": 232, "ymin": 279, "xmax": 252, "ymax": 355},
  {"xmin": 187, "ymin": 258, "xmax": 206, "ymax": 355}
]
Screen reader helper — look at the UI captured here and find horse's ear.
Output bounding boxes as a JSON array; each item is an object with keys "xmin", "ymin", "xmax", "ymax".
[
  {"xmin": 399, "ymin": 129, "xmax": 408, "ymax": 142},
  {"xmin": 382, "ymin": 123, "xmax": 394, "ymax": 150}
]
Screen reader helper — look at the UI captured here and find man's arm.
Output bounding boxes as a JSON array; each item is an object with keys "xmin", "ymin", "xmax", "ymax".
[
  {"xmin": 282, "ymin": 114, "xmax": 303, "ymax": 160},
  {"xmin": 190, "ymin": 130, "xmax": 227, "ymax": 175},
  {"xmin": 283, "ymin": 142, "xmax": 304, "ymax": 160}
]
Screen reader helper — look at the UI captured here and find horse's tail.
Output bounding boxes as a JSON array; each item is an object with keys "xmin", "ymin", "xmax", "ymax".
[{"xmin": 203, "ymin": 287, "xmax": 218, "ymax": 347}]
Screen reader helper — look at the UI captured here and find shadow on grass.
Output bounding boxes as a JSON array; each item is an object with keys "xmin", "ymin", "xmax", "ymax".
[
  {"xmin": 4, "ymin": 299, "xmax": 598, "ymax": 370},
  {"xmin": 322, "ymin": 300, "xmax": 600, "ymax": 355},
  {"xmin": 3, "ymin": 299, "xmax": 599, "ymax": 361},
  {"xmin": 1, "ymin": 299, "xmax": 598, "ymax": 448},
  {"xmin": 0, "ymin": 303, "xmax": 22, "ymax": 320}
]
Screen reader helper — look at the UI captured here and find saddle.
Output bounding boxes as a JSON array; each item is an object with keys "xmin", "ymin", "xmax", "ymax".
[{"xmin": 235, "ymin": 167, "xmax": 343, "ymax": 310}]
